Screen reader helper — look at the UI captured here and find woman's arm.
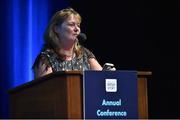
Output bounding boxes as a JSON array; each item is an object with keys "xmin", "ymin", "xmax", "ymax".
[
  {"xmin": 88, "ymin": 58, "xmax": 102, "ymax": 70},
  {"xmin": 34, "ymin": 61, "xmax": 53, "ymax": 79}
]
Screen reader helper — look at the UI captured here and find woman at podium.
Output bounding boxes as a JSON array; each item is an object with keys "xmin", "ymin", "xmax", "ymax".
[{"xmin": 32, "ymin": 7, "xmax": 103, "ymax": 78}]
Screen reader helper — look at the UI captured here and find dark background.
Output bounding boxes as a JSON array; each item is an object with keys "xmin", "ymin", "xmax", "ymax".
[
  {"xmin": 0, "ymin": 0, "xmax": 179, "ymax": 118},
  {"xmin": 69, "ymin": 0, "xmax": 179, "ymax": 118}
]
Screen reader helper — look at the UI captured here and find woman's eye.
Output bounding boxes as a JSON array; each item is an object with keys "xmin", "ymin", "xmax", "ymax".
[
  {"xmin": 77, "ymin": 24, "xmax": 80, "ymax": 27},
  {"xmin": 68, "ymin": 23, "xmax": 75, "ymax": 26},
  {"xmin": 68, "ymin": 23, "xmax": 80, "ymax": 27},
  {"xmin": 68, "ymin": 24, "xmax": 73, "ymax": 26}
]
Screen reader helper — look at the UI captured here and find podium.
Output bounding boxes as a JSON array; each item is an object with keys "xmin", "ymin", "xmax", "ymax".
[{"xmin": 9, "ymin": 71, "xmax": 151, "ymax": 119}]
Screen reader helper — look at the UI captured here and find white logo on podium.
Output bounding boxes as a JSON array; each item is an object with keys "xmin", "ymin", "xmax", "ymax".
[{"xmin": 105, "ymin": 79, "xmax": 117, "ymax": 92}]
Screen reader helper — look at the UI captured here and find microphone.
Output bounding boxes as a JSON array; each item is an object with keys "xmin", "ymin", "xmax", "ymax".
[{"xmin": 77, "ymin": 33, "xmax": 87, "ymax": 43}]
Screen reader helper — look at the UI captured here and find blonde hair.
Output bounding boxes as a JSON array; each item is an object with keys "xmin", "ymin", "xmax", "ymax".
[{"xmin": 44, "ymin": 7, "xmax": 83, "ymax": 57}]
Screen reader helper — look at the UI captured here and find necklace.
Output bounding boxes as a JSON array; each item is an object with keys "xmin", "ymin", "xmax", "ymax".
[{"xmin": 60, "ymin": 51, "xmax": 75, "ymax": 61}]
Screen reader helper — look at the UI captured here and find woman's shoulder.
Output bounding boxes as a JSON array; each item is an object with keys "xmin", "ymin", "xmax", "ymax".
[
  {"xmin": 82, "ymin": 46, "xmax": 96, "ymax": 59},
  {"xmin": 40, "ymin": 48, "xmax": 55, "ymax": 58},
  {"xmin": 32, "ymin": 48, "xmax": 55, "ymax": 69}
]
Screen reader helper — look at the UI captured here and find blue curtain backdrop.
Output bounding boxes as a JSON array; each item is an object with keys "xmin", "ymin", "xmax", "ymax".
[
  {"xmin": 0, "ymin": 0, "xmax": 69, "ymax": 118},
  {"xmin": 10, "ymin": 0, "xmax": 49, "ymax": 87}
]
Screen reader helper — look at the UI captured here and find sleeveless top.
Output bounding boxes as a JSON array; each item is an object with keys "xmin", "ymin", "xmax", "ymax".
[{"xmin": 32, "ymin": 47, "xmax": 96, "ymax": 72}]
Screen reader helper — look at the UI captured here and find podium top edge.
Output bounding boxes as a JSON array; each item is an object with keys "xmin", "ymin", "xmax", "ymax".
[
  {"xmin": 137, "ymin": 71, "xmax": 152, "ymax": 76},
  {"xmin": 63, "ymin": 70, "xmax": 152, "ymax": 75}
]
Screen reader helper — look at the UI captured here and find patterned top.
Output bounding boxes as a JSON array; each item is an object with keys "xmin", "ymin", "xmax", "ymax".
[{"xmin": 32, "ymin": 47, "xmax": 96, "ymax": 72}]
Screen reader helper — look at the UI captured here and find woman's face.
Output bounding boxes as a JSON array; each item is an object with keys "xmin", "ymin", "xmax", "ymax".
[{"xmin": 56, "ymin": 14, "xmax": 81, "ymax": 44}]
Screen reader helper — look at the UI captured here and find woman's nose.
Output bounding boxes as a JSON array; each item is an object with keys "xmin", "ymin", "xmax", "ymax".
[
  {"xmin": 74, "ymin": 26, "xmax": 79, "ymax": 32},
  {"xmin": 74, "ymin": 28, "xmax": 78, "ymax": 32}
]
